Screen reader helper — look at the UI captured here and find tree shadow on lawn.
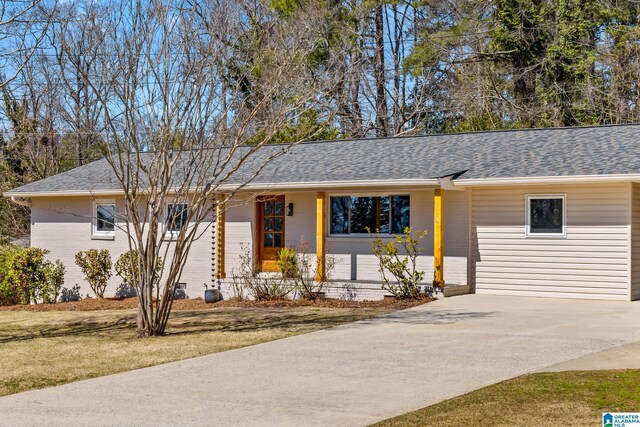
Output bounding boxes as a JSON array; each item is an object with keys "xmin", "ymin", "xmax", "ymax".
[
  {"xmin": 163, "ymin": 309, "xmax": 376, "ymax": 337},
  {"xmin": 0, "ymin": 308, "xmax": 378, "ymax": 343},
  {"xmin": 0, "ymin": 315, "xmax": 137, "ymax": 343}
]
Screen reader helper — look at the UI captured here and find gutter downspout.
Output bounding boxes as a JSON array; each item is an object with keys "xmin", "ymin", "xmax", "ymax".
[{"xmin": 10, "ymin": 196, "xmax": 31, "ymax": 208}]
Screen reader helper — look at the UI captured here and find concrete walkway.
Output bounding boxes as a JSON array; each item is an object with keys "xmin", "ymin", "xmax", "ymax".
[
  {"xmin": 1, "ymin": 294, "xmax": 640, "ymax": 427},
  {"xmin": 540, "ymin": 342, "xmax": 640, "ymax": 372}
]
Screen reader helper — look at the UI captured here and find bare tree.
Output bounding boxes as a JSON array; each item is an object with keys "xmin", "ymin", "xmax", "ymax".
[
  {"xmin": 63, "ymin": 0, "xmax": 337, "ymax": 337},
  {"xmin": 53, "ymin": 0, "xmax": 105, "ymax": 167},
  {"xmin": 0, "ymin": 0, "xmax": 54, "ymax": 88}
]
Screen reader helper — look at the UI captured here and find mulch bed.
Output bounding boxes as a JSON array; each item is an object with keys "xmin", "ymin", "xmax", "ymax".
[{"xmin": 0, "ymin": 295, "xmax": 433, "ymax": 312}]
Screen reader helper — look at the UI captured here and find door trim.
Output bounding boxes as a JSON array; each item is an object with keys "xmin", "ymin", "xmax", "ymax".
[{"xmin": 255, "ymin": 195, "xmax": 285, "ymax": 272}]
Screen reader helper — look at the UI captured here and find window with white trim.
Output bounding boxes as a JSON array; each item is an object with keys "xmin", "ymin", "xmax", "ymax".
[
  {"xmin": 526, "ymin": 195, "xmax": 565, "ymax": 236},
  {"xmin": 93, "ymin": 201, "xmax": 116, "ymax": 236},
  {"xmin": 166, "ymin": 203, "xmax": 188, "ymax": 233},
  {"xmin": 330, "ymin": 195, "xmax": 410, "ymax": 235}
]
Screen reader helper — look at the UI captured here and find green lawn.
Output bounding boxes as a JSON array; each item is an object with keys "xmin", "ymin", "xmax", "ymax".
[
  {"xmin": 0, "ymin": 306, "xmax": 390, "ymax": 397},
  {"xmin": 374, "ymin": 369, "xmax": 640, "ymax": 427}
]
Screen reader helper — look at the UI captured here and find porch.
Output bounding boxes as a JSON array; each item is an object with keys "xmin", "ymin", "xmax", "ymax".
[{"xmin": 212, "ymin": 188, "xmax": 470, "ymax": 300}]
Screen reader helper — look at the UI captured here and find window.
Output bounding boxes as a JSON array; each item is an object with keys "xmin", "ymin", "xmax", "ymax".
[
  {"xmin": 93, "ymin": 201, "xmax": 115, "ymax": 236},
  {"xmin": 526, "ymin": 195, "xmax": 565, "ymax": 236},
  {"xmin": 262, "ymin": 198, "xmax": 284, "ymax": 248},
  {"xmin": 166, "ymin": 203, "xmax": 188, "ymax": 233},
  {"xmin": 330, "ymin": 195, "xmax": 410, "ymax": 235}
]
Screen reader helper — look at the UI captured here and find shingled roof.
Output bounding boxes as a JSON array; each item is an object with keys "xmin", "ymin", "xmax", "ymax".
[{"xmin": 6, "ymin": 123, "xmax": 640, "ymax": 196}]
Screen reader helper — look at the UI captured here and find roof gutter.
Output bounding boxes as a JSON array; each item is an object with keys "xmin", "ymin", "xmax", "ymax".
[
  {"xmin": 3, "ymin": 179, "xmax": 442, "ymax": 198},
  {"xmin": 218, "ymin": 178, "xmax": 441, "ymax": 191},
  {"xmin": 3, "ymin": 189, "xmax": 125, "ymax": 199},
  {"xmin": 454, "ymin": 173, "xmax": 640, "ymax": 187}
]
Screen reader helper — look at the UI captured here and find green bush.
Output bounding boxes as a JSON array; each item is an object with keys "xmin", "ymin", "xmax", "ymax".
[
  {"xmin": 277, "ymin": 246, "xmax": 299, "ymax": 279},
  {"xmin": 114, "ymin": 250, "xmax": 163, "ymax": 289},
  {"xmin": 0, "ymin": 246, "xmax": 65, "ymax": 305},
  {"xmin": 75, "ymin": 249, "xmax": 112, "ymax": 298},
  {"xmin": 371, "ymin": 227, "xmax": 428, "ymax": 299}
]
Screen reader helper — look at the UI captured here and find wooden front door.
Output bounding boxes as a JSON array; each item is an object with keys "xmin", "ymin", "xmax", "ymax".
[{"xmin": 256, "ymin": 195, "xmax": 285, "ymax": 271}]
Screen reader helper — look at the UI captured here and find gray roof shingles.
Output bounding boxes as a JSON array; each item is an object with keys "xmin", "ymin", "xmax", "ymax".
[{"xmin": 6, "ymin": 124, "xmax": 640, "ymax": 195}]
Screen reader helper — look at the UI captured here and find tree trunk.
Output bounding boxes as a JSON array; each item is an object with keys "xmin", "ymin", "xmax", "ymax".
[{"xmin": 374, "ymin": 3, "xmax": 388, "ymax": 137}]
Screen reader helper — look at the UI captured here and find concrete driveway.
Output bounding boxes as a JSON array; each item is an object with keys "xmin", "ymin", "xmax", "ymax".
[{"xmin": 1, "ymin": 294, "xmax": 639, "ymax": 427}]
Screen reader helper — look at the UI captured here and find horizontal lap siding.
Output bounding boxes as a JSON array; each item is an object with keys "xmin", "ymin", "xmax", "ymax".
[
  {"xmin": 631, "ymin": 183, "xmax": 640, "ymax": 300},
  {"xmin": 472, "ymin": 184, "xmax": 631, "ymax": 300}
]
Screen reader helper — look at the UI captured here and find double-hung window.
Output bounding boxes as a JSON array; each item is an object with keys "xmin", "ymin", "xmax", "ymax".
[
  {"xmin": 330, "ymin": 195, "xmax": 410, "ymax": 235},
  {"xmin": 526, "ymin": 195, "xmax": 566, "ymax": 237},
  {"xmin": 166, "ymin": 203, "xmax": 188, "ymax": 235},
  {"xmin": 93, "ymin": 200, "xmax": 116, "ymax": 238}
]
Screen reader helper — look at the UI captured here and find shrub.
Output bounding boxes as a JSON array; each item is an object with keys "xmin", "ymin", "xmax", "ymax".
[
  {"xmin": 114, "ymin": 249, "xmax": 163, "ymax": 290},
  {"xmin": 37, "ymin": 260, "xmax": 66, "ymax": 303},
  {"xmin": 285, "ymin": 238, "xmax": 335, "ymax": 301},
  {"xmin": 60, "ymin": 284, "xmax": 82, "ymax": 302},
  {"xmin": 0, "ymin": 246, "xmax": 21, "ymax": 305},
  {"xmin": 0, "ymin": 246, "xmax": 65, "ymax": 305},
  {"xmin": 232, "ymin": 243, "xmax": 292, "ymax": 301},
  {"xmin": 371, "ymin": 227, "xmax": 427, "ymax": 299},
  {"xmin": 75, "ymin": 249, "xmax": 112, "ymax": 298},
  {"xmin": 277, "ymin": 246, "xmax": 298, "ymax": 279}
]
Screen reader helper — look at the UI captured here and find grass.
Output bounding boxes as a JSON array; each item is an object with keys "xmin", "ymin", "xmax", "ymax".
[
  {"xmin": 373, "ymin": 369, "xmax": 640, "ymax": 427},
  {"xmin": 0, "ymin": 305, "xmax": 390, "ymax": 397}
]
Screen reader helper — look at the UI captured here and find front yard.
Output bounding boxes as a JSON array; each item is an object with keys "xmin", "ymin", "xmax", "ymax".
[
  {"xmin": 0, "ymin": 301, "xmax": 411, "ymax": 397},
  {"xmin": 374, "ymin": 369, "xmax": 640, "ymax": 427}
]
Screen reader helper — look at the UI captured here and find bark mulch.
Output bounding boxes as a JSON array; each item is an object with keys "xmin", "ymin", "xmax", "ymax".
[{"xmin": 0, "ymin": 295, "xmax": 433, "ymax": 312}]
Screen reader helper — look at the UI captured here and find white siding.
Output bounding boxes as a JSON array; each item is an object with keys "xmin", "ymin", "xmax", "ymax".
[
  {"xmin": 31, "ymin": 197, "xmax": 214, "ymax": 299},
  {"xmin": 631, "ymin": 183, "xmax": 640, "ymax": 300},
  {"xmin": 471, "ymin": 184, "xmax": 631, "ymax": 300},
  {"xmin": 223, "ymin": 196, "xmax": 255, "ymax": 277}
]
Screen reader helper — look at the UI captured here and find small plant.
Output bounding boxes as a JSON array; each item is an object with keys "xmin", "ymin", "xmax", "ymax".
[
  {"xmin": 288, "ymin": 238, "xmax": 335, "ymax": 301},
  {"xmin": 75, "ymin": 249, "xmax": 112, "ymax": 298},
  {"xmin": 114, "ymin": 250, "xmax": 163, "ymax": 290},
  {"xmin": 233, "ymin": 243, "xmax": 292, "ymax": 301},
  {"xmin": 228, "ymin": 272, "xmax": 246, "ymax": 300},
  {"xmin": 371, "ymin": 227, "xmax": 427, "ymax": 299},
  {"xmin": 277, "ymin": 246, "xmax": 299, "ymax": 279}
]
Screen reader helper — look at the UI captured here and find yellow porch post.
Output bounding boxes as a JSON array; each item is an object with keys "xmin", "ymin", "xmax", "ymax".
[
  {"xmin": 433, "ymin": 188, "xmax": 445, "ymax": 288},
  {"xmin": 316, "ymin": 192, "xmax": 326, "ymax": 282},
  {"xmin": 215, "ymin": 198, "xmax": 226, "ymax": 279}
]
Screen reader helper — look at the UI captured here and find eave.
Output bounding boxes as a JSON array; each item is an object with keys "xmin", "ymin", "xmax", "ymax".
[
  {"xmin": 3, "ymin": 178, "xmax": 442, "ymax": 198},
  {"xmin": 454, "ymin": 173, "xmax": 640, "ymax": 187}
]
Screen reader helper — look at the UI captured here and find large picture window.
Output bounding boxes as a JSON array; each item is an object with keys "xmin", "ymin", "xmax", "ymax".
[
  {"xmin": 526, "ymin": 195, "xmax": 565, "ymax": 236},
  {"xmin": 330, "ymin": 195, "xmax": 410, "ymax": 235},
  {"xmin": 93, "ymin": 201, "xmax": 115, "ymax": 237},
  {"xmin": 166, "ymin": 203, "xmax": 188, "ymax": 234}
]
